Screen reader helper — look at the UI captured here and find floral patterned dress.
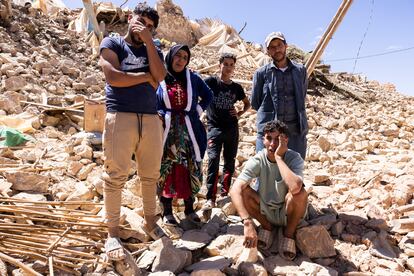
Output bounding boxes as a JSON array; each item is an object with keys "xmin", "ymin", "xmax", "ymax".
[{"xmin": 158, "ymin": 80, "xmax": 203, "ymax": 199}]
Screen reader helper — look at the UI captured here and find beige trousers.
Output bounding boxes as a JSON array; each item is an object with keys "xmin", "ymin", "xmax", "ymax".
[{"xmin": 102, "ymin": 112, "xmax": 163, "ymax": 228}]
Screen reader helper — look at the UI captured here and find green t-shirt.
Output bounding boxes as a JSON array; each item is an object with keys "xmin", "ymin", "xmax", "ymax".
[{"xmin": 238, "ymin": 149, "xmax": 304, "ymax": 211}]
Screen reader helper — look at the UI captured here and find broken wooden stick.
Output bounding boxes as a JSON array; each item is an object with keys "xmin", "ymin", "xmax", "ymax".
[{"xmin": 0, "ymin": 252, "xmax": 43, "ymax": 276}]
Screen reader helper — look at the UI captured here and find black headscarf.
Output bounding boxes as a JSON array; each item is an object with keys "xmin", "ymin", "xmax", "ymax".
[{"xmin": 165, "ymin": 44, "xmax": 191, "ymax": 85}]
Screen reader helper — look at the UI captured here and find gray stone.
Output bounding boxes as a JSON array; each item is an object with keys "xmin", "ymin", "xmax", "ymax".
[{"xmin": 176, "ymin": 230, "xmax": 213, "ymax": 250}]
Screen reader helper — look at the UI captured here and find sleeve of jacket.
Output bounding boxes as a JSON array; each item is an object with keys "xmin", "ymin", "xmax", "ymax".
[
  {"xmin": 302, "ymin": 66, "xmax": 308, "ymax": 98},
  {"xmin": 156, "ymin": 85, "xmax": 166, "ymax": 117},
  {"xmin": 195, "ymin": 73, "xmax": 213, "ymax": 110},
  {"xmin": 251, "ymin": 68, "xmax": 264, "ymax": 111}
]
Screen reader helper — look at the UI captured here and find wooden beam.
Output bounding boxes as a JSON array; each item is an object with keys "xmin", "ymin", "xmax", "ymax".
[
  {"xmin": 82, "ymin": 0, "xmax": 103, "ymax": 42},
  {"xmin": 305, "ymin": 0, "xmax": 353, "ymax": 78}
]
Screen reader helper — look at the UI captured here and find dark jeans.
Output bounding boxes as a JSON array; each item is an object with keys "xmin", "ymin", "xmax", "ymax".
[{"xmin": 206, "ymin": 125, "xmax": 239, "ymax": 201}]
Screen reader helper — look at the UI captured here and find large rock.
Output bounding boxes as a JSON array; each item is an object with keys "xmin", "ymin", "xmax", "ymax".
[
  {"xmin": 176, "ymin": 230, "xmax": 213, "ymax": 250},
  {"xmin": 299, "ymin": 261, "xmax": 338, "ymax": 276},
  {"xmin": 3, "ymin": 76, "xmax": 27, "ymax": 91},
  {"xmin": 190, "ymin": 270, "xmax": 225, "ymax": 276},
  {"xmin": 296, "ymin": 225, "xmax": 336, "ymax": 258},
  {"xmin": 4, "ymin": 172, "xmax": 49, "ymax": 193},
  {"xmin": 205, "ymin": 234, "xmax": 244, "ymax": 262},
  {"xmin": 150, "ymin": 237, "xmax": 192, "ymax": 273},
  {"xmin": 238, "ymin": 262, "xmax": 268, "ymax": 276},
  {"xmin": 185, "ymin": 256, "xmax": 231, "ymax": 273},
  {"xmin": 263, "ymin": 255, "xmax": 299, "ymax": 275}
]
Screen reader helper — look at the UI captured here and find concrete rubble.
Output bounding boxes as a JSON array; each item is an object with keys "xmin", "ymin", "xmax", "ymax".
[{"xmin": 0, "ymin": 0, "xmax": 414, "ymax": 275}]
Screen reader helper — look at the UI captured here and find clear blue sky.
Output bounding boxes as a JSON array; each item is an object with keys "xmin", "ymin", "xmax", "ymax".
[{"xmin": 63, "ymin": 0, "xmax": 414, "ymax": 96}]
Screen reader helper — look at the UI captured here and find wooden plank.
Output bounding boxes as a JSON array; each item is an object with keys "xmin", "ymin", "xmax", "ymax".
[{"xmin": 83, "ymin": 99, "xmax": 106, "ymax": 133}]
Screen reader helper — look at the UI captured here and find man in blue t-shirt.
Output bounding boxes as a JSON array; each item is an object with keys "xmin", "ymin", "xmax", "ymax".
[
  {"xmin": 99, "ymin": 3, "xmax": 167, "ymax": 261},
  {"xmin": 230, "ymin": 120, "xmax": 308, "ymax": 261},
  {"xmin": 202, "ymin": 53, "xmax": 251, "ymax": 210}
]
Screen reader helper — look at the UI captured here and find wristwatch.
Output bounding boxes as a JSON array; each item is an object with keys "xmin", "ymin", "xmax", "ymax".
[{"xmin": 241, "ymin": 216, "xmax": 252, "ymax": 224}]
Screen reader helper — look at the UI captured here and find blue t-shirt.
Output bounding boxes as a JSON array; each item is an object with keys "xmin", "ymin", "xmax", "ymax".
[{"xmin": 99, "ymin": 36, "xmax": 163, "ymax": 114}]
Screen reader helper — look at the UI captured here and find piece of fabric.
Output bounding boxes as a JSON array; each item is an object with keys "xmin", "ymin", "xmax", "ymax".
[
  {"xmin": 204, "ymin": 76, "xmax": 246, "ymax": 128},
  {"xmin": 100, "ymin": 36, "xmax": 163, "ymax": 114},
  {"xmin": 0, "ymin": 127, "xmax": 32, "ymax": 147},
  {"xmin": 102, "ymin": 112, "xmax": 163, "ymax": 228},
  {"xmin": 206, "ymin": 125, "xmax": 239, "ymax": 201},
  {"xmin": 238, "ymin": 149, "xmax": 304, "ymax": 226}
]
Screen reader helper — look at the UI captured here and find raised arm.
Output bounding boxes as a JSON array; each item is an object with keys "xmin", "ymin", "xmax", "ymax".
[
  {"xmin": 100, "ymin": 48, "xmax": 155, "ymax": 88},
  {"xmin": 275, "ymin": 134, "xmax": 304, "ymax": 195}
]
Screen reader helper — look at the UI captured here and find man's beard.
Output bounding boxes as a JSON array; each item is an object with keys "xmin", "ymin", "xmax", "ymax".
[
  {"xmin": 273, "ymin": 52, "xmax": 286, "ymax": 63},
  {"xmin": 130, "ymin": 29, "xmax": 143, "ymax": 46}
]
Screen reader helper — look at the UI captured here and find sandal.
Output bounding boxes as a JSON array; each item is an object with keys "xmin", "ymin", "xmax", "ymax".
[
  {"xmin": 142, "ymin": 224, "xmax": 166, "ymax": 241},
  {"xmin": 104, "ymin": 237, "xmax": 125, "ymax": 261},
  {"xmin": 257, "ymin": 228, "xmax": 273, "ymax": 250},
  {"xmin": 278, "ymin": 228, "xmax": 296, "ymax": 261},
  {"xmin": 163, "ymin": 214, "xmax": 178, "ymax": 226}
]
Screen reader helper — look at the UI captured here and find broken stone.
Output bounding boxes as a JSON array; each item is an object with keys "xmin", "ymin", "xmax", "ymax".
[
  {"xmin": 190, "ymin": 270, "xmax": 225, "ymax": 276},
  {"xmin": 185, "ymin": 256, "xmax": 231, "ymax": 273},
  {"xmin": 238, "ymin": 262, "xmax": 268, "ymax": 276},
  {"xmin": 263, "ymin": 255, "xmax": 299, "ymax": 275},
  {"xmin": 296, "ymin": 225, "xmax": 336, "ymax": 258},
  {"xmin": 205, "ymin": 234, "xmax": 244, "ymax": 262},
  {"xmin": 176, "ymin": 230, "xmax": 213, "ymax": 251},
  {"xmin": 150, "ymin": 237, "xmax": 192, "ymax": 274},
  {"xmin": 5, "ymin": 172, "xmax": 49, "ymax": 193}
]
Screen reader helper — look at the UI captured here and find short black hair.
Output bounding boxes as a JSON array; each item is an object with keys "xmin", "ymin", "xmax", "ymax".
[
  {"xmin": 219, "ymin": 53, "xmax": 237, "ymax": 64},
  {"xmin": 263, "ymin": 120, "xmax": 289, "ymax": 136},
  {"xmin": 133, "ymin": 3, "xmax": 159, "ymax": 29}
]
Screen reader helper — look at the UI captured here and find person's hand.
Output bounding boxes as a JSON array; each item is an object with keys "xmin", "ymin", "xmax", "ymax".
[
  {"xmin": 131, "ymin": 19, "xmax": 152, "ymax": 44},
  {"xmin": 275, "ymin": 133, "xmax": 288, "ymax": 158},
  {"xmin": 229, "ymin": 107, "xmax": 238, "ymax": 118},
  {"xmin": 243, "ymin": 220, "xmax": 258, "ymax": 248}
]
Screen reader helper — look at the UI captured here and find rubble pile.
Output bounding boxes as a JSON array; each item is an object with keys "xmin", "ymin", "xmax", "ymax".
[{"xmin": 0, "ymin": 1, "xmax": 414, "ymax": 275}]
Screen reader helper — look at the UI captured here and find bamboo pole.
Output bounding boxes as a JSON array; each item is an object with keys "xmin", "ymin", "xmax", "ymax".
[
  {"xmin": 0, "ymin": 252, "xmax": 43, "ymax": 276},
  {"xmin": 305, "ymin": 0, "xmax": 354, "ymax": 78}
]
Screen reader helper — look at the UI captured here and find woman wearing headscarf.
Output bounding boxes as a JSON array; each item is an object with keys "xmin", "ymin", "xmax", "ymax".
[{"xmin": 157, "ymin": 44, "xmax": 213, "ymax": 225}]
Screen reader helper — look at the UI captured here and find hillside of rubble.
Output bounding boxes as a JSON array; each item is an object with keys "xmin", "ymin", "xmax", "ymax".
[{"xmin": 1, "ymin": 1, "xmax": 414, "ymax": 275}]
